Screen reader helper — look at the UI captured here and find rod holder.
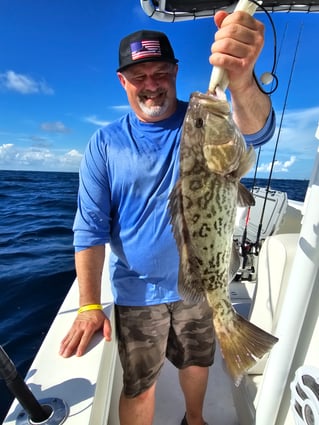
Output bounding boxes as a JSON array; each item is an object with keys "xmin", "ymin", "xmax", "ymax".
[
  {"xmin": 0, "ymin": 346, "xmax": 68, "ymax": 424},
  {"xmin": 16, "ymin": 398, "xmax": 68, "ymax": 425}
]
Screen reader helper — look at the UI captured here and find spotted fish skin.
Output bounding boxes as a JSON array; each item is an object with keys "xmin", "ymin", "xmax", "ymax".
[{"xmin": 169, "ymin": 91, "xmax": 278, "ymax": 385}]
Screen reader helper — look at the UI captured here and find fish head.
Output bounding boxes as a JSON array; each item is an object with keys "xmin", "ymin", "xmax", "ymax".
[{"xmin": 188, "ymin": 91, "xmax": 247, "ymax": 176}]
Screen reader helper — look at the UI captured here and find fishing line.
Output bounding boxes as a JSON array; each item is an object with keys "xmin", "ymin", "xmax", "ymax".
[
  {"xmin": 239, "ymin": 4, "xmax": 281, "ymax": 257},
  {"xmin": 240, "ymin": 20, "xmax": 289, "ymax": 253},
  {"xmin": 255, "ymin": 23, "xmax": 304, "ymax": 248},
  {"xmin": 240, "ymin": 21, "xmax": 292, "ymax": 265},
  {"xmin": 249, "ymin": 0, "xmax": 279, "ymax": 95}
]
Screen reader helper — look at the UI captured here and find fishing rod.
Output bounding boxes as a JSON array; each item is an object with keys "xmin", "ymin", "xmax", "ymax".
[
  {"xmin": 240, "ymin": 146, "xmax": 261, "ymax": 268},
  {"xmin": 254, "ymin": 23, "xmax": 304, "ymax": 251},
  {"xmin": 239, "ymin": 4, "xmax": 280, "ymax": 264},
  {"xmin": 209, "ymin": 0, "xmax": 263, "ymax": 92}
]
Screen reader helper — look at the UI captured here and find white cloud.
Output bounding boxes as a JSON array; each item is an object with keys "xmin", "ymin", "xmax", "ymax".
[
  {"xmin": 0, "ymin": 70, "xmax": 54, "ymax": 95},
  {"xmin": 257, "ymin": 155, "xmax": 297, "ymax": 173},
  {"xmin": 60, "ymin": 149, "xmax": 83, "ymax": 165},
  {"xmin": 111, "ymin": 105, "xmax": 131, "ymax": 112},
  {"xmin": 84, "ymin": 106, "xmax": 130, "ymax": 127},
  {"xmin": 0, "ymin": 143, "xmax": 82, "ymax": 172},
  {"xmin": 84, "ymin": 115, "xmax": 110, "ymax": 127},
  {"xmin": 253, "ymin": 106, "xmax": 319, "ymax": 178},
  {"xmin": 267, "ymin": 106, "xmax": 319, "ymax": 154},
  {"xmin": 0, "ymin": 143, "xmax": 16, "ymax": 162},
  {"xmin": 41, "ymin": 121, "xmax": 70, "ymax": 133}
]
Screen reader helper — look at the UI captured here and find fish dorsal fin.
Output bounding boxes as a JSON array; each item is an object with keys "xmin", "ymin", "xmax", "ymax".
[{"xmin": 169, "ymin": 181, "xmax": 206, "ymax": 303}]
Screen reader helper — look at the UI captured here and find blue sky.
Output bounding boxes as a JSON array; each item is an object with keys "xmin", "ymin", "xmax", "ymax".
[{"xmin": 0, "ymin": 0, "xmax": 318, "ymax": 179}]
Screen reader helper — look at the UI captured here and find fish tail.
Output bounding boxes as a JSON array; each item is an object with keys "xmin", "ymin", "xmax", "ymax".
[{"xmin": 213, "ymin": 309, "xmax": 278, "ymax": 386}]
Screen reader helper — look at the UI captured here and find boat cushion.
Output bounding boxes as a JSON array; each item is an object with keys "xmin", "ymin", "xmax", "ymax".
[{"xmin": 248, "ymin": 233, "xmax": 299, "ymax": 374}]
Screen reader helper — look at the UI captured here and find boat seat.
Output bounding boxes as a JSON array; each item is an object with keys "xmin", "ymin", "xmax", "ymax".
[{"xmin": 248, "ymin": 233, "xmax": 299, "ymax": 374}]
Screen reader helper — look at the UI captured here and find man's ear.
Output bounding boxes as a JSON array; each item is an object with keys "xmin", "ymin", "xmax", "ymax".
[{"xmin": 117, "ymin": 72, "xmax": 126, "ymax": 88}]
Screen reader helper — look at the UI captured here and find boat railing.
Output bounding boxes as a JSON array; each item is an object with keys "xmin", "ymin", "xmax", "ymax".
[{"xmin": 3, "ymin": 247, "xmax": 117, "ymax": 425}]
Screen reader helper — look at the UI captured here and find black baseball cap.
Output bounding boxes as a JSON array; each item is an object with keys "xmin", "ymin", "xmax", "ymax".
[{"xmin": 117, "ymin": 29, "xmax": 179, "ymax": 72}]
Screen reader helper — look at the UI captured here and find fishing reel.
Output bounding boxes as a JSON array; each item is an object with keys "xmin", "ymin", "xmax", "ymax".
[{"xmin": 234, "ymin": 238, "xmax": 259, "ymax": 282}]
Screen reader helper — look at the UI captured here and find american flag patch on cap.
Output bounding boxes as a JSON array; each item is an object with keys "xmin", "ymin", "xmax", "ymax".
[{"xmin": 130, "ymin": 40, "xmax": 161, "ymax": 61}]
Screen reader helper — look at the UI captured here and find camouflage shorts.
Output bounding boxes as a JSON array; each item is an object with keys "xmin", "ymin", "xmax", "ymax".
[{"xmin": 115, "ymin": 300, "xmax": 216, "ymax": 397}]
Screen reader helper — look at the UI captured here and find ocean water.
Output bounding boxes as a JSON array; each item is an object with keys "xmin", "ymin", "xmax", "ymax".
[
  {"xmin": 0, "ymin": 170, "xmax": 308, "ymax": 422},
  {"xmin": 0, "ymin": 170, "xmax": 78, "ymax": 421}
]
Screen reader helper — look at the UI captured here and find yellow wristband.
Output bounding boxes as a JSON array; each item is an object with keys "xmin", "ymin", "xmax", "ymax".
[{"xmin": 78, "ymin": 304, "xmax": 103, "ymax": 314}]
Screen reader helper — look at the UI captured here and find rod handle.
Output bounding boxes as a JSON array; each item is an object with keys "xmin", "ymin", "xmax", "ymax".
[{"xmin": 208, "ymin": 0, "xmax": 262, "ymax": 93}]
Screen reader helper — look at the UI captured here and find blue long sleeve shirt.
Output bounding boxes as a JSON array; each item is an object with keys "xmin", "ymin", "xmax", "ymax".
[{"xmin": 73, "ymin": 100, "xmax": 275, "ymax": 306}]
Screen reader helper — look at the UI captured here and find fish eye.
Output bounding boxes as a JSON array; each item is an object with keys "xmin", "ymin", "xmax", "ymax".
[{"xmin": 195, "ymin": 117, "xmax": 203, "ymax": 128}]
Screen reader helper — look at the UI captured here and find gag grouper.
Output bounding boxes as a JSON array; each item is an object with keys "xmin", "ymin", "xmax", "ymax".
[{"xmin": 169, "ymin": 0, "xmax": 278, "ymax": 386}]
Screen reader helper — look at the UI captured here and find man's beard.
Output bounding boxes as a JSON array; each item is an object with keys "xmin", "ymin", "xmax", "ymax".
[{"xmin": 137, "ymin": 90, "xmax": 170, "ymax": 118}]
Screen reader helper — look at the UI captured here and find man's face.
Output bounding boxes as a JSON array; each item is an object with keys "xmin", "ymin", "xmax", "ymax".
[{"xmin": 117, "ymin": 61, "xmax": 178, "ymax": 122}]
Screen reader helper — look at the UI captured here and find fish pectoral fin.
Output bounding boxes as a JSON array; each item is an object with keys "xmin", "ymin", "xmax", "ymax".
[
  {"xmin": 169, "ymin": 181, "xmax": 206, "ymax": 304},
  {"xmin": 214, "ymin": 309, "xmax": 278, "ymax": 386},
  {"xmin": 237, "ymin": 182, "xmax": 255, "ymax": 207},
  {"xmin": 228, "ymin": 242, "xmax": 241, "ymax": 282}
]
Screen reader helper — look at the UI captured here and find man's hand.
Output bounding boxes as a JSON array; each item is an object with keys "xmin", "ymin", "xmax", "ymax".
[
  {"xmin": 210, "ymin": 10, "xmax": 264, "ymax": 93},
  {"xmin": 59, "ymin": 310, "xmax": 112, "ymax": 358}
]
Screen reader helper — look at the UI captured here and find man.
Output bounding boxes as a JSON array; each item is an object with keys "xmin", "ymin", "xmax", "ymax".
[{"xmin": 60, "ymin": 11, "xmax": 275, "ymax": 425}]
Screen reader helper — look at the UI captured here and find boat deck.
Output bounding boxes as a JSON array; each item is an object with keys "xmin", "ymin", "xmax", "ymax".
[{"xmin": 155, "ymin": 348, "xmax": 238, "ymax": 425}]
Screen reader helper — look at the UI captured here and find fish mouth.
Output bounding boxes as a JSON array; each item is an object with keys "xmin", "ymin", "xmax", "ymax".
[{"xmin": 190, "ymin": 91, "xmax": 230, "ymax": 115}]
